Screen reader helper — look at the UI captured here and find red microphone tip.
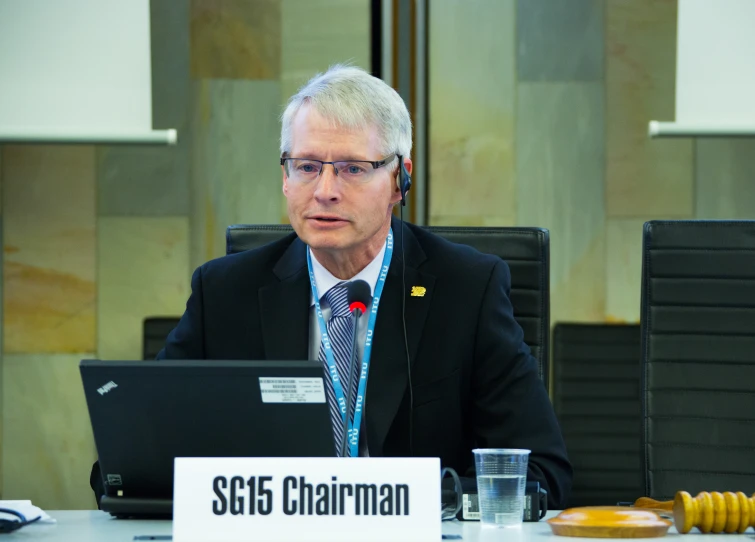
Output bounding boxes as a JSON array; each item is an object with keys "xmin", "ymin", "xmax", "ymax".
[{"xmin": 349, "ymin": 302, "xmax": 367, "ymax": 314}]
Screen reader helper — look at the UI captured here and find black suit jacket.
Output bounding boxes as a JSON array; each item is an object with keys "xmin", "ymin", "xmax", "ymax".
[{"xmin": 91, "ymin": 217, "xmax": 571, "ymax": 508}]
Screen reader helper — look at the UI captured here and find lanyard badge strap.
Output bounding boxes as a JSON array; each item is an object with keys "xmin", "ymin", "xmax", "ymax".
[{"xmin": 307, "ymin": 229, "xmax": 394, "ymax": 457}]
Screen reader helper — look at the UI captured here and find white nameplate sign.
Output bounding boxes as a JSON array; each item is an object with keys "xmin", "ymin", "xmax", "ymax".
[{"xmin": 173, "ymin": 457, "xmax": 441, "ymax": 542}]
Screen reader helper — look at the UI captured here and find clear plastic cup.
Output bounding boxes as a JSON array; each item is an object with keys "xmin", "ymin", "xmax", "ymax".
[{"xmin": 473, "ymin": 448, "xmax": 531, "ymax": 528}]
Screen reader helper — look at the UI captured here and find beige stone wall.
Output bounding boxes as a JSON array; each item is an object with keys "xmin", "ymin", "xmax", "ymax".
[{"xmin": 428, "ymin": 0, "xmax": 755, "ymax": 326}]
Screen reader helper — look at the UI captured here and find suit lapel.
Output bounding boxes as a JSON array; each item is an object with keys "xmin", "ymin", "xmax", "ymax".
[
  {"xmin": 367, "ymin": 219, "xmax": 435, "ymax": 455},
  {"xmin": 259, "ymin": 238, "xmax": 311, "ymax": 360}
]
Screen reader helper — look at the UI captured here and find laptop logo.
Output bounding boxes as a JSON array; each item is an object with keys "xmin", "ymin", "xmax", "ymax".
[{"xmin": 97, "ymin": 381, "xmax": 118, "ymax": 396}]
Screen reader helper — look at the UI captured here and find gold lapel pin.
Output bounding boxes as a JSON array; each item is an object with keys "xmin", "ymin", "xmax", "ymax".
[{"xmin": 410, "ymin": 286, "xmax": 426, "ymax": 297}]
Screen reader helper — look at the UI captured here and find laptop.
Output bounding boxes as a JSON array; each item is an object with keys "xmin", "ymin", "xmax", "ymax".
[{"xmin": 80, "ymin": 359, "xmax": 335, "ymax": 518}]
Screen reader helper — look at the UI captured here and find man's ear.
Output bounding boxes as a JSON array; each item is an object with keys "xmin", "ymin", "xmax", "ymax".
[{"xmin": 403, "ymin": 157, "xmax": 413, "ymax": 176}]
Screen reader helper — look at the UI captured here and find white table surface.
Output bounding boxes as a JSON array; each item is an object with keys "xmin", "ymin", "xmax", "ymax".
[{"xmin": 6, "ymin": 510, "xmax": 744, "ymax": 541}]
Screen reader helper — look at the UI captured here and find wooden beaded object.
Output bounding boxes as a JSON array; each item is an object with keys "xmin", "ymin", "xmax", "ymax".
[
  {"xmin": 673, "ymin": 491, "xmax": 755, "ymax": 534},
  {"xmin": 634, "ymin": 492, "xmax": 755, "ymax": 534}
]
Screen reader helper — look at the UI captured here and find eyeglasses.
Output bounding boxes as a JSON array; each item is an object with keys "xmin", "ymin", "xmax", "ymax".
[{"xmin": 280, "ymin": 154, "xmax": 397, "ymax": 184}]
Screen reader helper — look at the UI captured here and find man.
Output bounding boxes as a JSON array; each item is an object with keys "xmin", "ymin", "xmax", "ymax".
[{"xmin": 91, "ymin": 65, "xmax": 572, "ymax": 508}]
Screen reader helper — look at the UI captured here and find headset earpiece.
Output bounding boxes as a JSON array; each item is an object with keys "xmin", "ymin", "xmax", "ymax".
[{"xmin": 396, "ymin": 155, "xmax": 412, "ymax": 206}]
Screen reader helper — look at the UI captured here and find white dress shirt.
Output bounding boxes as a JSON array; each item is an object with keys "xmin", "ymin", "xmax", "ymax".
[{"xmin": 307, "ymin": 241, "xmax": 387, "ymax": 456}]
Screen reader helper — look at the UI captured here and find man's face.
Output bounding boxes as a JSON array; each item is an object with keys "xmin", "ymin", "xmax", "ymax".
[{"xmin": 282, "ymin": 105, "xmax": 404, "ymax": 254}]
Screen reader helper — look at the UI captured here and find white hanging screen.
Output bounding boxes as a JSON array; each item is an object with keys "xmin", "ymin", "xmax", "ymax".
[
  {"xmin": 0, "ymin": 0, "xmax": 152, "ymax": 133},
  {"xmin": 676, "ymin": 0, "xmax": 755, "ymax": 124}
]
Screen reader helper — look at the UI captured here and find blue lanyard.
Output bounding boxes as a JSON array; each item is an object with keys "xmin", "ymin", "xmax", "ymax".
[{"xmin": 307, "ymin": 229, "xmax": 393, "ymax": 457}]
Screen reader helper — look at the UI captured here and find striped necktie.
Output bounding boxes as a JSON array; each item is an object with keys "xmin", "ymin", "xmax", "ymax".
[{"xmin": 318, "ymin": 282, "xmax": 359, "ymax": 457}]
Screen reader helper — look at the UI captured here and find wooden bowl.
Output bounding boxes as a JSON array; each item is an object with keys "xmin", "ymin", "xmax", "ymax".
[{"xmin": 547, "ymin": 507, "xmax": 673, "ymax": 538}]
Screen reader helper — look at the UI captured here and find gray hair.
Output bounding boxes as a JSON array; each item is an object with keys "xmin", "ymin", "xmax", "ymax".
[{"xmin": 280, "ymin": 64, "xmax": 413, "ymax": 160}]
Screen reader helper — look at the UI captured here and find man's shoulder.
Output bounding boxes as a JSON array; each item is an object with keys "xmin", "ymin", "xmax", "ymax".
[{"xmin": 197, "ymin": 231, "xmax": 300, "ymax": 283}]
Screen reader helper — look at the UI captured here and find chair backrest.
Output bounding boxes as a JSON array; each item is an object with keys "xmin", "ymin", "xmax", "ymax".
[
  {"xmin": 226, "ymin": 224, "xmax": 551, "ymax": 385},
  {"xmin": 640, "ymin": 220, "xmax": 755, "ymax": 500},
  {"xmin": 552, "ymin": 323, "xmax": 643, "ymax": 507},
  {"xmin": 143, "ymin": 317, "xmax": 181, "ymax": 360}
]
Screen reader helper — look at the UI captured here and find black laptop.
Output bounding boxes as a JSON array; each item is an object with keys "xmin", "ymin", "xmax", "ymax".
[{"xmin": 80, "ymin": 359, "xmax": 335, "ymax": 518}]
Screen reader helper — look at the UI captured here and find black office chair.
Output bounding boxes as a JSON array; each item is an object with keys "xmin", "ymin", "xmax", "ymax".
[
  {"xmin": 640, "ymin": 220, "xmax": 755, "ymax": 500},
  {"xmin": 552, "ymin": 323, "xmax": 643, "ymax": 507},
  {"xmin": 143, "ymin": 317, "xmax": 181, "ymax": 360},
  {"xmin": 226, "ymin": 224, "xmax": 551, "ymax": 386}
]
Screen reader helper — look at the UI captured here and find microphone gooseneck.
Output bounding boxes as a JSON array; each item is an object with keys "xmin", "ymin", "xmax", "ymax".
[{"xmin": 340, "ymin": 279, "xmax": 373, "ymax": 457}]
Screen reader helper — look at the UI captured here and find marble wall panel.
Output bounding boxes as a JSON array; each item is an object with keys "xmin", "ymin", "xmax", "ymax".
[
  {"xmin": 97, "ymin": 217, "xmax": 190, "ymax": 361},
  {"xmin": 606, "ymin": 0, "xmax": 693, "ymax": 218},
  {"xmin": 3, "ymin": 354, "xmax": 97, "ymax": 509},
  {"xmin": 191, "ymin": 0, "xmax": 281, "ymax": 80},
  {"xmin": 517, "ymin": 82, "xmax": 606, "ymax": 324},
  {"xmin": 3, "ymin": 146, "xmax": 96, "ymax": 354},
  {"xmin": 428, "ymin": 0, "xmax": 517, "ymax": 227}
]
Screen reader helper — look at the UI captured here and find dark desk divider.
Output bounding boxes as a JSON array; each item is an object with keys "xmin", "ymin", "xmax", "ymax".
[
  {"xmin": 143, "ymin": 317, "xmax": 181, "ymax": 360},
  {"xmin": 640, "ymin": 220, "xmax": 755, "ymax": 500},
  {"xmin": 553, "ymin": 323, "xmax": 643, "ymax": 508}
]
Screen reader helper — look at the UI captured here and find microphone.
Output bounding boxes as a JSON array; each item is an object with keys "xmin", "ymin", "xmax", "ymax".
[{"xmin": 340, "ymin": 279, "xmax": 372, "ymax": 457}]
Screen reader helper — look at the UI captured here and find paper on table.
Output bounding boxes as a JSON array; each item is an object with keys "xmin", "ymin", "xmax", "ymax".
[{"xmin": 0, "ymin": 500, "xmax": 56, "ymax": 524}]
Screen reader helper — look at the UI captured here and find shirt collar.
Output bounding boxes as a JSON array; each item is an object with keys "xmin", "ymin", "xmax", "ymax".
[{"xmin": 309, "ymin": 241, "xmax": 387, "ymax": 306}]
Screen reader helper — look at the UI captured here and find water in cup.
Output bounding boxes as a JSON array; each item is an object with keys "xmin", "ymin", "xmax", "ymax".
[
  {"xmin": 473, "ymin": 448, "xmax": 530, "ymax": 528},
  {"xmin": 477, "ymin": 474, "xmax": 526, "ymax": 525}
]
